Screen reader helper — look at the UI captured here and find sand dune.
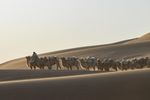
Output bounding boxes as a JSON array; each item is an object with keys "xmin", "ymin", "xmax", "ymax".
[
  {"xmin": 0, "ymin": 32, "xmax": 150, "ymax": 69},
  {"xmin": 0, "ymin": 69, "xmax": 150, "ymax": 100},
  {"xmin": 0, "ymin": 70, "xmax": 99, "ymax": 81},
  {"xmin": 126, "ymin": 32, "xmax": 150, "ymax": 44},
  {"xmin": 0, "ymin": 33, "xmax": 150, "ymax": 100}
]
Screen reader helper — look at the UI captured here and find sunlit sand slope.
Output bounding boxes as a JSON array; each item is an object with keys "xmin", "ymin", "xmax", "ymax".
[{"xmin": 0, "ymin": 33, "xmax": 150, "ymax": 69}]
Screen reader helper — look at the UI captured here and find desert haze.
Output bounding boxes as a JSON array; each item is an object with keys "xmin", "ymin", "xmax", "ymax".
[{"xmin": 0, "ymin": 32, "xmax": 150, "ymax": 100}]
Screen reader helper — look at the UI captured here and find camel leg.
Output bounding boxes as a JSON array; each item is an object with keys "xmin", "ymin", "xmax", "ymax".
[
  {"xmin": 48, "ymin": 66, "xmax": 52, "ymax": 70},
  {"xmin": 59, "ymin": 65, "xmax": 61, "ymax": 70},
  {"xmin": 115, "ymin": 67, "xmax": 118, "ymax": 71},
  {"xmin": 34, "ymin": 66, "xmax": 36, "ymax": 70},
  {"xmin": 70, "ymin": 66, "xmax": 72, "ymax": 70},
  {"xmin": 93, "ymin": 67, "xmax": 96, "ymax": 71},
  {"xmin": 76, "ymin": 66, "xmax": 79, "ymax": 70},
  {"xmin": 48, "ymin": 67, "xmax": 51, "ymax": 70},
  {"xmin": 56, "ymin": 64, "xmax": 61, "ymax": 70},
  {"xmin": 77, "ymin": 66, "xmax": 79, "ymax": 70},
  {"xmin": 57, "ymin": 65, "xmax": 61, "ymax": 70},
  {"xmin": 86, "ymin": 67, "xmax": 89, "ymax": 71},
  {"xmin": 114, "ymin": 67, "xmax": 117, "ymax": 71},
  {"xmin": 56, "ymin": 66, "xmax": 58, "ymax": 70},
  {"xmin": 68, "ymin": 67, "xmax": 69, "ymax": 70}
]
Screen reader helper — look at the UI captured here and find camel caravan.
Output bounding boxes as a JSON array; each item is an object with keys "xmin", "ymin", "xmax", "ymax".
[{"xmin": 26, "ymin": 52, "xmax": 150, "ymax": 71}]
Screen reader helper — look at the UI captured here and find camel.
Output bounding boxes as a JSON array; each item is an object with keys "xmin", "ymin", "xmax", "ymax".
[
  {"xmin": 61, "ymin": 57, "xmax": 72, "ymax": 70},
  {"xmin": 26, "ymin": 52, "xmax": 46, "ymax": 70},
  {"xmin": 97, "ymin": 59, "xmax": 104, "ymax": 71},
  {"xmin": 42, "ymin": 56, "xmax": 62, "ymax": 70},
  {"xmin": 26, "ymin": 56, "xmax": 36, "ymax": 69},
  {"xmin": 25, "ymin": 56, "xmax": 43, "ymax": 70},
  {"xmin": 68, "ymin": 57, "xmax": 83, "ymax": 70},
  {"xmin": 26, "ymin": 52, "xmax": 150, "ymax": 72},
  {"xmin": 86, "ymin": 57, "xmax": 97, "ymax": 71},
  {"xmin": 79, "ymin": 58, "xmax": 89, "ymax": 70}
]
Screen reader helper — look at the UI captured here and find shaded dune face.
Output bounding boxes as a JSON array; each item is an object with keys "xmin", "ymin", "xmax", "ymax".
[
  {"xmin": 0, "ymin": 70, "xmax": 100, "ymax": 81},
  {"xmin": 0, "ymin": 33, "xmax": 150, "ymax": 69},
  {"xmin": 0, "ymin": 69, "xmax": 150, "ymax": 100}
]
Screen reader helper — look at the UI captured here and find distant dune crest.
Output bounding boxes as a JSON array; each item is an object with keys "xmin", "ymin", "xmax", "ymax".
[
  {"xmin": 126, "ymin": 32, "xmax": 150, "ymax": 44},
  {"xmin": 140, "ymin": 32, "xmax": 150, "ymax": 40}
]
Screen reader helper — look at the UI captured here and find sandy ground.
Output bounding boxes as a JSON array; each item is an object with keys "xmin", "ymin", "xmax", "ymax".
[
  {"xmin": 0, "ymin": 69, "xmax": 150, "ymax": 100},
  {"xmin": 0, "ymin": 70, "xmax": 100, "ymax": 81}
]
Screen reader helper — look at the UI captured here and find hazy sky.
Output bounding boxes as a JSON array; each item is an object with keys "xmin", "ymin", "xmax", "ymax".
[{"xmin": 0, "ymin": 0, "xmax": 150, "ymax": 63}]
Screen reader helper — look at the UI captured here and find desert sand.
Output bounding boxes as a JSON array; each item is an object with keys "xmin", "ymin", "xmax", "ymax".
[
  {"xmin": 0, "ymin": 70, "xmax": 99, "ymax": 81},
  {"xmin": 0, "ymin": 69, "xmax": 150, "ymax": 100},
  {"xmin": 0, "ymin": 33, "xmax": 150, "ymax": 100}
]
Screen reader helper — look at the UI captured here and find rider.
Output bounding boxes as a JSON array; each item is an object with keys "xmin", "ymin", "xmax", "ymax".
[{"xmin": 30, "ymin": 52, "xmax": 39, "ymax": 63}]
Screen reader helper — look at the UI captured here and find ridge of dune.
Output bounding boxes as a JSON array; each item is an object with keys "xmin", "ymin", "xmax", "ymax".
[
  {"xmin": 140, "ymin": 32, "xmax": 150, "ymax": 40},
  {"xmin": 126, "ymin": 32, "xmax": 150, "ymax": 44}
]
